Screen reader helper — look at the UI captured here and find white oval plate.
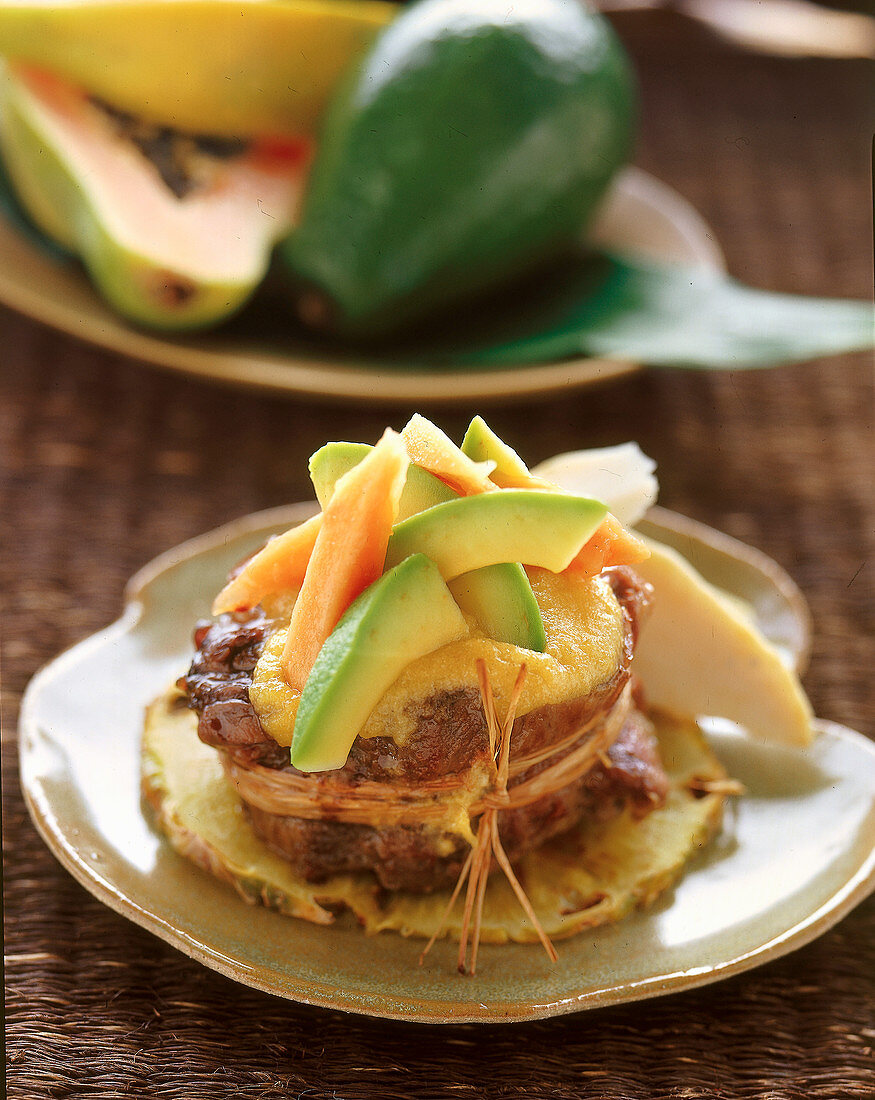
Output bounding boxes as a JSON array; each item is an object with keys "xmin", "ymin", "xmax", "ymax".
[
  {"xmin": 18, "ymin": 506, "xmax": 875, "ymax": 1023},
  {"xmin": 0, "ymin": 168, "xmax": 723, "ymax": 402}
]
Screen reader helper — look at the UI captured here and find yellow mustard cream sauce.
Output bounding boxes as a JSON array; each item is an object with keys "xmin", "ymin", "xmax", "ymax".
[{"xmin": 249, "ymin": 568, "xmax": 624, "ymax": 752}]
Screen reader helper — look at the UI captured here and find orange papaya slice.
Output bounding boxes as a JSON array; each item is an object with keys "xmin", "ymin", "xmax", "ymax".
[
  {"xmin": 212, "ymin": 513, "xmax": 322, "ymax": 615},
  {"xmin": 566, "ymin": 513, "xmax": 650, "ymax": 580},
  {"xmin": 281, "ymin": 428, "xmax": 409, "ymax": 692}
]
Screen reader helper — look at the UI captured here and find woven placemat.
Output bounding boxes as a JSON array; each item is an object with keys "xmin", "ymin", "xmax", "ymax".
[{"xmin": 3, "ymin": 12, "xmax": 873, "ymax": 1097}]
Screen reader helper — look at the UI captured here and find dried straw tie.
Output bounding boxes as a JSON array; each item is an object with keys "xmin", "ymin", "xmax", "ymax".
[
  {"xmin": 419, "ymin": 660, "xmax": 559, "ymax": 975},
  {"xmin": 225, "ymin": 680, "xmax": 632, "ymax": 827}
]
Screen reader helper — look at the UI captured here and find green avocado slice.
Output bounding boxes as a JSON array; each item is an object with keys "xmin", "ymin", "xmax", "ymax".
[
  {"xmin": 385, "ymin": 491, "xmax": 607, "ymax": 579},
  {"xmin": 460, "ymin": 415, "xmax": 533, "ymax": 485},
  {"xmin": 449, "ymin": 563, "xmax": 546, "ymax": 653},
  {"xmin": 291, "ymin": 554, "xmax": 469, "ymax": 773},
  {"xmin": 308, "ymin": 440, "xmax": 547, "ymax": 651}
]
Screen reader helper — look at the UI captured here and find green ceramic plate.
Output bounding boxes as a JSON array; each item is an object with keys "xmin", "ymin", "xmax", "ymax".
[
  {"xmin": 18, "ymin": 505, "xmax": 875, "ymax": 1023},
  {"xmin": 0, "ymin": 168, "xmax": 723, "ymax": 402}
]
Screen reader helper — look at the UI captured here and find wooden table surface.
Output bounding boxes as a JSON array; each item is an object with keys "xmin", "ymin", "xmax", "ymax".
[{"xmin": 3, "ymin": 13, "xmax": 873, "ymax": 1098}]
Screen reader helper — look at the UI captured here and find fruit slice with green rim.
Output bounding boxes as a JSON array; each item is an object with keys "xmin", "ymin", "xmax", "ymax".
[
  {"xmin": 461, "ymin": 415, "xmax": 552, "ymax": 490},
  {"xmin": 309, "ymin": 440, "xmax": 547, "ymax": 650},
  {"xmin": 282, "ymin": 0, "xmax": 635, "ymax": 334},
  {"xmin": 292, "ymin": 554, "xmax": 469, "ymax": 772},
  {"xmin": 0, "ymin": 0, "xmax": 397, "ymax": 138},
  {"xmin": 449, "ymin": 564, "xmax": 546, "ymax": 653},
  {"xmin": 385, "ymin": 491, "xmax": 607, "ymax": 579},
  {"xmin": 0, "ymin": 65, "xmax": 306, "ymax": 330},
  {"xmin": 309, "ymin": 440, "xmax": 457, "ymax": 520}
]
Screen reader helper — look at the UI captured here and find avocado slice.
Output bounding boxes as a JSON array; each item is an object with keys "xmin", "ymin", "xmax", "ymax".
[
  {"xmin": 282, "ymin": 0, "xmax": 635, "ymax": 334},
  {"xmin": 460, "ymin": 416, "xmax": 540, "ymax": 488},
  {"xmin": 0, "ymin": 64, "xmax": 304, "ymax": 330},
  {"xmin": 449, "ymin": 564, "xmax": 546, "ymax": 653},
  {"xmin": 309, "ymin": 441, "xmax": 547, "ymax": 650},
  {"xmin": 385, "ymin": 491, "xmax": 607, "ymax": 579},
  {"xmin": 291, "ymin": 554, "xmax": 469, "ymax": 772}
]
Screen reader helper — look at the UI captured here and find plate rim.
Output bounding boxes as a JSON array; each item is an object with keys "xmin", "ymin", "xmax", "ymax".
[
  {"xmin": 19, "ymin": 508, "xmax": 873, "ymax": 1025},
  {"xmin": 0, "ymin": 167, "xmax": 725, "ymax": 403}
]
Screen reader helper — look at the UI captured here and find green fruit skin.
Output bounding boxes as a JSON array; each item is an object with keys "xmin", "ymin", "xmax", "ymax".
[
  {"xmin": 308, "ymin": 440, "xmax": 547, "ymax": 650},
  {"xmin": 291, "ymin": 553, "xmax": 469, "ymax": 772},
  {"xmin": 0, "ymin": 144, "xmax": 70, "ymax": 259},
  {"xmin": 282, "ymin": 0, "xmax": 636, "ymax": 334},
  {"xmin": 385, "ymin": 491, "xmax": 607, "ymax": 578}
]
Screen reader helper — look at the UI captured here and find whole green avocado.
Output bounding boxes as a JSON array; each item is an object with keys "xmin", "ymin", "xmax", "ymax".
[{"xmin": 281, "ymin": 0, "xmax": 636, "ymax": 336}]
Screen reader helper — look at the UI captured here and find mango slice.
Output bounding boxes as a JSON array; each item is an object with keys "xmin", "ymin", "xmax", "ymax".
[
  {"xmin": 633, "ymin": 539, "xmax": 814, "ymax": 747},
  {"xmin": 0, "ymin": 0, "xmax": 397, "ymax": 138}
]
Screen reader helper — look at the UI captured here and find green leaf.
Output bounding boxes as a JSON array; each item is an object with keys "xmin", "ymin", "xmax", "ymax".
[{"xmin": 418, "ymin": 251, "xmax": 873, "ymax": 371}]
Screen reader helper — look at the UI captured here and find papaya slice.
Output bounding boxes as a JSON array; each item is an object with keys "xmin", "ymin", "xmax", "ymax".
[
  {"xmin": 566, "ymin": 514, "xmax": 651, "ymax": 580},
  {"xmin": 212, "ymin": 514, "xmax": 322, "ymax": 617},
  {"xmin": 281, "ymin": 429, "xmax": 409, "ymax": 693},
  {"xmin": 0, "ymin": 64, "xmax": 307, "ymax": 329},
  {"xmin": 0, "ymin": 0, "xmax": 398, "ymax": 139},
  {"xmin": 400, "ymin": 414, "xmax": 496, "ymax": 496}
]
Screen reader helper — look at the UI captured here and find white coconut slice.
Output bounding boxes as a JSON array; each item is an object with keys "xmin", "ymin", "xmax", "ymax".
[{"xmin": 532, "ymin": 442, "xmax": 658, "ymax": 526}]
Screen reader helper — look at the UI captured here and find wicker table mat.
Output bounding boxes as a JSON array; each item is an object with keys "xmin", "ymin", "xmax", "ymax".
[{"xmin": 3, "ymin": 13, "xmax": 873, "ymax": 1098}]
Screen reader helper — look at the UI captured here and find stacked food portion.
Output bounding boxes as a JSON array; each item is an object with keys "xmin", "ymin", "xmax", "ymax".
[{"xmin": 143, "ymin": 416, "xmax": 813, "ymax": 971}]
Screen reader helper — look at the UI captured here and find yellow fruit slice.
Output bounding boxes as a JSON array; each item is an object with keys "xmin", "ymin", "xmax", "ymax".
[
  {"xmin": 0, "ymin": 0, "xmax": 398, "ymax": 138},
  {"xmin": 633, "ymin": 539, "xmax": 814, "ymax": 747},
  {"xmin": 400, "ymin": 414, "xmax": 496, "ymax": 496}
]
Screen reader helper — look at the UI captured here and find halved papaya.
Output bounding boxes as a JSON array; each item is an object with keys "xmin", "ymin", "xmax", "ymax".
[{"xmin": 0, "ymin": 64, "xmax": 308, "ymax": 329}]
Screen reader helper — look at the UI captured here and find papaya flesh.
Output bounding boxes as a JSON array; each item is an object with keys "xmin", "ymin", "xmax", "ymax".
[
  {"xmin": 0, "ymin": 64, "xmax": 308, "ymax": 330},
  {"xmin": 0, "ymin": 0, "xmax": 398, "ymax": 139},
  {"xmin": 282, "ymin": 0, "xmax": 636, "ymax": 335}
]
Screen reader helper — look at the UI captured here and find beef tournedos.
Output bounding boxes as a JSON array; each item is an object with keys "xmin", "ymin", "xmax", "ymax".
[{"xmin": 180, "ymin": 567, "xmax": 669, "ymax": 892}]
